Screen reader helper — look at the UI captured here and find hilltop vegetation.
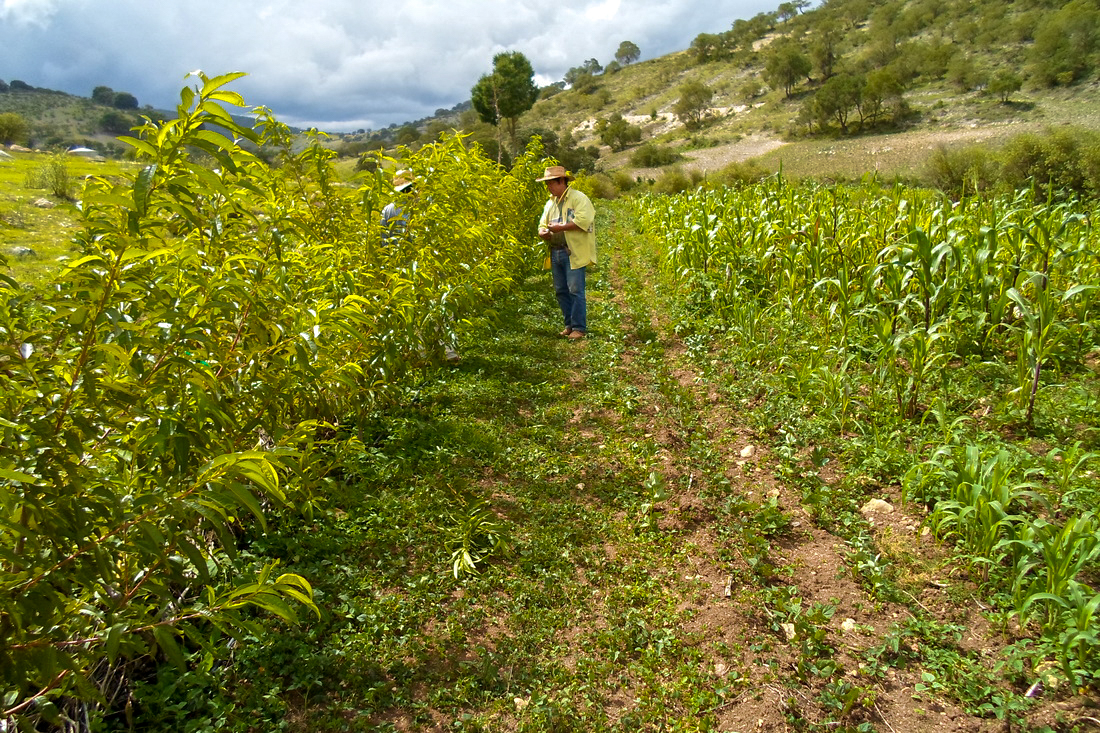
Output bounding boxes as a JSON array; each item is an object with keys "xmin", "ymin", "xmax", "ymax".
[
  {"xmin": 5, "ymin": 0, "xmax": 1100, "ymax": 193},
  {"xmin": 0, "ymin": 79, "xmax": 169, "ymax": 157}
]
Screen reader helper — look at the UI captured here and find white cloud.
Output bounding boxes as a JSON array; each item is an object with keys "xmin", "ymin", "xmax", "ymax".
[
  {"xmin": 0, "ymin": 0, "xmax": 783, "ymax": 131},
  {"xmin": 586, "ymin": 0, "xmax": 621, "ymax": 22},
  {"xmin": 0, "ymin": 0, "xmax": 59, "ymax": 26}
]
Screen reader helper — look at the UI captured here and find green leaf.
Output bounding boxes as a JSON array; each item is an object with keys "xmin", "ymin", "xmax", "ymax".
[
  {"xmin": 224, "ymin": 480, "xmax": 266, "ymax": 529},
  {"xmin": 0, "ymin": 469, "xmax": 38, "ymax": 484},
  {"xmin": 132, "ymin": 164, "xmax": 158, "ymax": 217},
  {"xmin": 104, "ymin": 623, "xmax": 125, "ymax": 663},
  {"xmin": 153, "ymin": 626, "xmax": 187, "ymax": 670}
]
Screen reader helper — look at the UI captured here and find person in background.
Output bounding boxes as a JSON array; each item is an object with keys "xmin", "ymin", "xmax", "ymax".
[
  {"xmin": 381, "ymin": 171, "xmax": 461, "ymax": 363},
  {"xmin": 381, "ymin": 171, "xmax": 415, "ymax": 239},
  {"xmin": 536, "ymin": 165, "xmax": 597, "ymax": 339}
]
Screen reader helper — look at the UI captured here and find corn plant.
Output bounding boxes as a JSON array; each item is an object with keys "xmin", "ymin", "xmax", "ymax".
[
  {"xmin": 1006, "ymin": 277, "xmax": 1096, "ymax": 428},
  {"xmin": 1013, "ymin": 513, "xmax": 1100, "ymax": 630},
  {"xmin": 924, "ymin": 447, "xmax": 1037, "ymax": 580},
  {"xmin": 444, "ymin": 499, "xmax": 511, "ymax": 579}
]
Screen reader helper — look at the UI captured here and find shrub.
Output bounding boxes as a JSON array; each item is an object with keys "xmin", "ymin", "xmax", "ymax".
[
  {"xmin": 922, "ymin": 145, "xmax": 998, "ymax": 198},
  {"xmin": 1000, "ymin": 127, "xmax": 1100, "ymax": 200},
  {"xmin": 100, "ymin": 110, "xmax": 133, "ymax": 135},
  {"xmin": 24, "ymin": 154, "xmax": 75, "ymax": 199},
  {"xmin": 581, "ymin": 172, "xmax": 619, "ymax": 200},
  {"xmin": 630, "ymin": 143, "xmax": 682, "ymax": 167},
  {"xmin": 652, "ymin": 167, "xmax": 696, "ymax": 195},
  {"xmin": 715, "ymin": 159, "xmax": 770, "ymax": 188},
  {"xmin": 0, "ymin": 112, "xmax": 28, "ymax": 145},
  {"xmin": 610, "ymin": 170, "xmax": 636, "ymax": 193}
]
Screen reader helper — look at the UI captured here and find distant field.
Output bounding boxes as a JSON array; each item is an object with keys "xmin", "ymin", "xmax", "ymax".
[{"xmin": 0, "ymin": 151, "xmax": 136, "ymax": 286}]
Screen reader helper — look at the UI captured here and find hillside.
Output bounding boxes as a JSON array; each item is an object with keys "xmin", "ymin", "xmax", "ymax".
[
  {"xmin": 0, "ymin": 83, "xmax": 167, "ymax": 157},
  {"xmin": 502, "ymin": 0, "xmax": 1100, "ymax": 185},
  {"xmin": 5, "ymin": 0, "xmax": 1100, "ymax": 188}
]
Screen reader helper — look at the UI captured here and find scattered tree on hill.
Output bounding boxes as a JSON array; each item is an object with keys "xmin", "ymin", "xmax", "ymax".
[
  {"xmin": 673, "ymin": 80, "xmax": 715, "ymax": 129},
  {"xmin": 113, "ymin": 91, "xmax": 139, "ymax": 109},
  {"xmin": 0, "ymin": 80, "xmax": 9, "ymax": 93},
  {"xmin": 810, "ymin": 20, "xmax": 842, "ymax": 80},
  {"xmin": 395, "ymin": 124, "xmax": 420, "ymax": 146},
  {"xmin": 565, "ymin": 58, "xmax": 604, "ymax": 87},
  {"xmin": 0, "ymin": 112, "xmax": 29, "ymax": 145},
  {"xmin": 92, "ymin": 85, "xmax": 115, "ymax": 105},
  {"xmin": 764, "ymin": 40, "xmax": 812, "ymax": 97},
  {"xmin": 523, "ymin": 126, "xmax": 600, "ymax": 174},
  {"xmin": 9, "ymin": 80, "xmax": 33, "ymax": 92},
  {"xmin": 596, "ymin": 113, "xmax": 642, "ymax": 151},
  {"xmin": 989, "ymin": 69, "xmax": 1023, "ymax": 103},
  {"xmin": 99, "ymin": 110, "xmax": 133, "ymax": 135},
  {"xmin": 947, "ymin": 53, "xmax": 984, "ymax": 91},
  {"xmin": 615, "ymin": 41, "xmax": 641, "ymax": 66},
  {"xmin": 471, "ymin": 51, "xmax": 539, "ymax": 161},
  {"xmin": 539, "ymin": 82, "xmax": 565, "ymax": 100},
  {"xmin": 728, "ymin": 11, "xmax": 778, "ymax": 56},
  {"xmin": 690, "ymin": 33, "xmax": 728, "ymax": 63},
  {"xmin": 861, "ymin": 67, "xmax": 906, "ymax": 126},
  {"xmin": 807, "ymin": 73, "xmax": 863, "ymax": 133},
  {"xmin": 1029, "ymin": 0, "xmax": 1098, "ymax": 86}
]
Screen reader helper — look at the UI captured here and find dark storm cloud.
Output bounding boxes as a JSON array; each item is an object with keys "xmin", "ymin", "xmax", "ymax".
[{"xmin": 1, "ymin": 0, "xmax": 781, "ymax": 132}]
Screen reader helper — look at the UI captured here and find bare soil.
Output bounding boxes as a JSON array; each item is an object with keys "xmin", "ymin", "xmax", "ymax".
[{"xmin": 592, "ymin": 230, "xmax": 1094, "ymax": 732}]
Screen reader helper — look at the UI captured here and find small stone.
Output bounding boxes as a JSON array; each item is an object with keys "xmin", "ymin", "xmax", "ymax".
[
  {"xmin": 714, "ymin": 662, "xmax": 729, "ymax": 677},
  {"xmin": 780, "ymin": 622, "xmax": 796, "ymax": 641},
  {"xmin": 841, "ymin": 618, "xmax": 858, "ymax": 633},
  {"xmin": 921, "ymin": 526, "xmax": 931, "ymax": 537},
  {"xmin": 32, "ymin": 198, "xmax": 56, "ymax": 208},
  {"xmin": 860, "ymin": 498, "xmax": 894, "ymax": 516},
  {"xmin": 514, "ymin": 697, "xmax": 528, "ymax": 710},
  {"xmin": 11, "ymin": 246, "xmax": 37, "ymax": 258},
  {"xmin": 740, "ymin": 444, "xmax": 756, "ymax": 459}
]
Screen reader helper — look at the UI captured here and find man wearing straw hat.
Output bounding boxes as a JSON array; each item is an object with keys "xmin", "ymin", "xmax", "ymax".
[
  {"xmin": 536, "ymin": 165, "xmax": 597, "ymax": 339},
  {"xmin": 381, "ymin": 170, "xmax": 416, "ymax": 239}
]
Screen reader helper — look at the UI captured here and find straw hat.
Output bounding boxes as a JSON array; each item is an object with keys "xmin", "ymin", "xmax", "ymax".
[
  {"xmin": 393, "ymin": 170, "xmax": 415, "ymax": 192},
  {"xmin": 536, "ymin": 165, "xmax": 573, "ymax": 182}
]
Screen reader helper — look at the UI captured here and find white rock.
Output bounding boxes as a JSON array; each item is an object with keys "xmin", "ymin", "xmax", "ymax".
[
  {"xmin": 740, "ymin": 444, "xmax": 756, "ymax": 459},
  {"xmin": 860, "ymin": 498, "xmax": 894, "ymax": 516}
]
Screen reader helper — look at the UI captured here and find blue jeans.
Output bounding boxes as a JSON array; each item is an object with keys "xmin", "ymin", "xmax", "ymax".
[{"xmin": 551, "ymin": 247, "xmax": 586, "ymax": 333}]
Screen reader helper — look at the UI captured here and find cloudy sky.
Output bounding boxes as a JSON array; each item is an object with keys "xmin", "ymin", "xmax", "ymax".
[{"xmin": 2, "ymin": 0, "xmax": 780, "ymax": 132}]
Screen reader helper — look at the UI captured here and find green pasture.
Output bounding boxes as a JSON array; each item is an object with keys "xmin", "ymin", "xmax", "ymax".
[{"xmin": 0, "ymin": 151, "xmax": 136, "ymax": 286}]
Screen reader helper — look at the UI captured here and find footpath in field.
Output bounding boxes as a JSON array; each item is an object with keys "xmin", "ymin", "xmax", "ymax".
[
  {"xmin": 435, "ymin": 201, "xmax": 1074, "ymax": 732},
  {"xmin": 287, "ymin": 204, "xmax": 1086, "ymax": 731}
]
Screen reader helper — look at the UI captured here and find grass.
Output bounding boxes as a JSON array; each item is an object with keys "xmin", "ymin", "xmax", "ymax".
[{"xmin": 0, "ymin": 151, "xmax": 136, "ymax": 287}]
